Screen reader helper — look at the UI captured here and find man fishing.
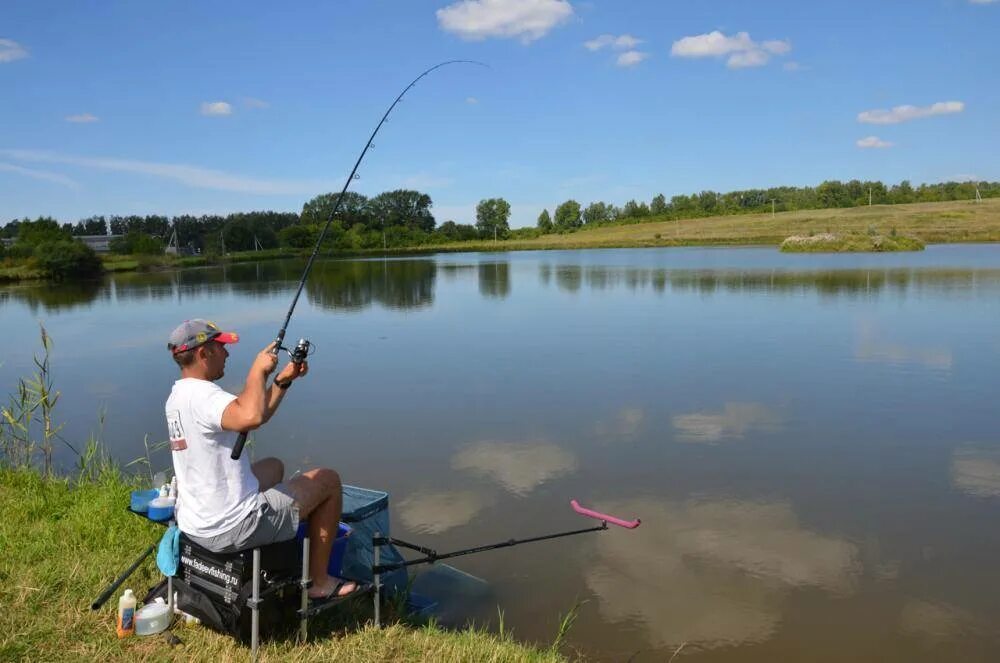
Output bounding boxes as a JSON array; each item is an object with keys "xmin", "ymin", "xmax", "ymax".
[{"xmin": 164, "ymin": 319, "xmax": 360, "ymax": 601}]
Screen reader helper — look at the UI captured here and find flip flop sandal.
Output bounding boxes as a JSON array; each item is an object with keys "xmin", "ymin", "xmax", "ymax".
[{"xmin": 308, "ymin": 579, "xmax": 371, "ymax": 605}]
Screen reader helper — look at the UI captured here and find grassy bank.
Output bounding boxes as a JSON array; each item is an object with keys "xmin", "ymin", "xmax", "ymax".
[
  {"xmin": 419, "ymin": 198, "xmax": 1000, "ymax": 254},
  {"xmin": 0, "ymin": 467, "xmax": 568, "ymax": 662}
]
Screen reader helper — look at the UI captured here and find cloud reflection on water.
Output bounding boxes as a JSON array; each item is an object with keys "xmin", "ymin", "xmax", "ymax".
[
  {"xmin": 855, "ymin": 326, "xmax": 952, "ymax": 370},
  {"xmin": 451, "ymin": 441, "xmax": 578, "ymax": 496},
  {"xmin": 397, "ymin": 491, "xmax": 491, "ymax": 534},
  {"xmin": 585, "ymin": 498, "xmax": 860, "ymax": 650},
  {"xmin": 672, "ymin": 403, "xmax": 782, "ymax": 443},
  {"xmin": 595, "ymin": 407, "xmax": 645, "ymax": 440},
  {"xmin": 951, "ymin": 447, "xmax": 1000, "ymax": 498}
]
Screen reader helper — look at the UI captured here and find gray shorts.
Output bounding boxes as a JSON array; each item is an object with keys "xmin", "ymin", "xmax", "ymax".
[{"xmin": 189, "ymin": 483, "xmax": 300, "ymax": 553}]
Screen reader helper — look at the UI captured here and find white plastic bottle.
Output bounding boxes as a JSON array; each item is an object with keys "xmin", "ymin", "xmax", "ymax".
[{"xmin": 117, "ymin": 588, "xmax": 137, "ymax": 638}]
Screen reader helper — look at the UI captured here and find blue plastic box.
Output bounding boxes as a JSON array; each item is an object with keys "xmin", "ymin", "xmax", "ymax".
[{"xmin": 296, "ymin": 522, "xmax": 352, "ymax": 576}]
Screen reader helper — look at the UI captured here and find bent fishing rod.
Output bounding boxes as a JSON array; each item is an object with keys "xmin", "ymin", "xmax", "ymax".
[{"xmin": 232, "ymin": 60, "xmax": 485, "ymax": 461}]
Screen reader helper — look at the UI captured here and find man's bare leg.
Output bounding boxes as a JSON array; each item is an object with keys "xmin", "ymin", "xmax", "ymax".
[
  {"xmin": 251, "ymin": 457, "xmax": 284, "ymax": 491},
  {"xmin": 287, "ymin": 468, "xmax": 357, "ymax": 598}
]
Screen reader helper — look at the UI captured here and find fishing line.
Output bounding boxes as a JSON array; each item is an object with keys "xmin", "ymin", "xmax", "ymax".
[{"xmin": 232, "ymin": 59, "xmax": 487, "ymax": 460}]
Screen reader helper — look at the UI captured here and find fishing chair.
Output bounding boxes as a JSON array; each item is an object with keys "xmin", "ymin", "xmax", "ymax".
[{"xmin": 150, "ymin": 485, "xmax": 396, "ymax": 660}]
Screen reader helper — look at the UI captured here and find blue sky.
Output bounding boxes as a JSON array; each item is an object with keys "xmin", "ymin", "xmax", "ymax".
[{"xmin": 2, "ymin": 0, "xmax": 998, "ymax": 228}]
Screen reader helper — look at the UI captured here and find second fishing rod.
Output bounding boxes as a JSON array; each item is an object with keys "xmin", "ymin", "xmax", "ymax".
[{"xmin": 231, "ymin": 60, "xmax": 484, "ymax": 461}]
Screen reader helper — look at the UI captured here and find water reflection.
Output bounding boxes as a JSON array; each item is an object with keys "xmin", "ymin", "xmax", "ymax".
[
  {"xmin": 398, "ymin": 490, "xmax": 491, "ymax": 534},
  {"xmin": 306, "ymin": 259, "xmax": 436, "ymax": 311},
  {"xmin": 478, "ymin": 262, "xmax": 510, "ymax": 299},
  {"xmin": 855, "ymin": 324, "xmax": 953, "ymax": 370},
  {"xmin": 0, "ymin": 279, "xmax": 106, "ymax": 313},
  {"xmin": 594, "ymin": 407, "xmax": 645, "ymax": 440},
  {"xmin": 672, "ymin": 403, "xmax": 782, "ymax": 443},
  {"xmin": 537, "ymin": 265, "xmax": 1000, "ymax": 298},
  {"xmin": 450, "ymin": 441, "xmax": 578, "ymax": 496},
  {"xmin": 898, "ymin": 600, "xmax": 984, "ymax": 642},
  {"xmin": 951, "ymin": 447, "xmax": 1000, "ymax": 498},
  {"xmin": 586, "ymin": 498, "xmax": 860, "ymax": 650}
]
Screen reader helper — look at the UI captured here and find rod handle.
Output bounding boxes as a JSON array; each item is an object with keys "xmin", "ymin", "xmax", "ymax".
[
  {"xmin": 570, "ymin": 500, "xmax": 641, "ymax": 529},
  {"xmin": 231, "ymin": 432, "xmax": 248, "ymax": 460}
]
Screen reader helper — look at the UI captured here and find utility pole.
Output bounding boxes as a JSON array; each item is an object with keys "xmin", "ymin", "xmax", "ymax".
[
  {"xmin": 976, "ymin": 186, "xmax": 983, "ymax": 203},
  {"xmin": 220, "ymin": 231, "xmax": 225, "ymax": 256},
  {"xmin": 494, "ymin": 226, "xmax": 498, "ymax": 243},
  {"xmin": 770, "ymin": 199, "xmax": 776, "ymax": 218},
  {"xmin": 869, "ymin": 187, "xmax": 872, "ymax": 206}
]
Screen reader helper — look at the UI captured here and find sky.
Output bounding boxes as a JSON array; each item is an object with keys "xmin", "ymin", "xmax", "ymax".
[{"xmin": 1, "ymin": 0, "xmax": 998, "ymax": 228}]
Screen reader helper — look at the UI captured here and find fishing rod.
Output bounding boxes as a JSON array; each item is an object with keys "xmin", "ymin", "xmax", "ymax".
[
  {"xmin": 232, "ymin": 59, "xmax": 486, "ymax": 461},
  {"xmin": 370, "ymin": 501, "xmax": 640, "ymax": 625},
  {"xmin": 375, "ymin": 500, "xmax": 639, "ymax": 572},
  {"xmin": 90, "ymin": 543, "xmax": 156, "ymax": 610}
]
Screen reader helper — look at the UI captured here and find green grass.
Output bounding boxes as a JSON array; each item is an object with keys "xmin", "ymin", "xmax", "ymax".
[{"xmin": 0, "ymin": 468, "xmax": 570, "ymax": 662}]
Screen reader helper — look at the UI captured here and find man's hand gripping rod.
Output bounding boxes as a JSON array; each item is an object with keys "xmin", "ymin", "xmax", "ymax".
[{"xmin": 230, "ymin": 338, "xmax": 310, "ymax": 460}]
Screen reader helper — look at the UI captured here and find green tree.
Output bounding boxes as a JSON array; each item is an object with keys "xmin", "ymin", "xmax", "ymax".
[
  {"xmin": 33, "ymin": 240, "xmax": 103, "ymax": 279},
  {"xmin": 537, "ymin": 209, "xmax": 553, "ymax": 233},
  {"xmin": 301, "ymin": 191, "xmax": 371, "ymax": 228},
  {"xmin": 554, "ymin": 200, "xmax": 582, "ymax": 231},
  {"xmin": 582, "ymin": 202, "xmax": 610, "ymax": 225},
  {"xmin": 17, "ymin": 217, "xmax": 70, "ymax": 247},
  {"xmin": 650, "ymin": 194, "xmax": 668, "ymax": 215},
  {"xmin": 370, "ymin": 189, "xmax": 436, "ymax": 233},
  {"xmin": 476, "ymin": 198, "xmax": 511, "ymax": 239}
]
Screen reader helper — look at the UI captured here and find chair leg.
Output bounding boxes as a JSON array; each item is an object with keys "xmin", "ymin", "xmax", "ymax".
[
  {"xmin": 251, "ymin": 547, "xmax": 261, "ymax": 662},
  {"xmin": 299, "ymin": 536, "xmax": 309, "ymax": 643},
  {"xmin": 373, "ymin": 531, "xmax": 381, "ymax": 628}
]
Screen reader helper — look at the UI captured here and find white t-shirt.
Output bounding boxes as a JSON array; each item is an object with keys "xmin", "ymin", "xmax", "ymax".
[{"xmin": 165, "ymin": 378, "xmax": 259, "ymax": 538}]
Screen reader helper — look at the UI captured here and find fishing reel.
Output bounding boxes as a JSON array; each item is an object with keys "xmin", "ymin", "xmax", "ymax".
[{"xmin": 287, "ymin": 338, "xmax": 312, "ymax": 364}]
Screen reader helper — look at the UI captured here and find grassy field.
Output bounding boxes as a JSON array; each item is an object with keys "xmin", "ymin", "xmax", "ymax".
[
  {"xmin": 423, "ymin": 198, "xmax": 1000, "ymax": 253},
  {"xmin": 0, "ymin": 468, "xmax": 570, "ymax": 662}
]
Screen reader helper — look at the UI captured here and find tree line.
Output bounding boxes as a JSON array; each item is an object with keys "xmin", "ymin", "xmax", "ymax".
[{"xmin": 3, "ymin": 179, "xmax": 997, "ymax": 261}]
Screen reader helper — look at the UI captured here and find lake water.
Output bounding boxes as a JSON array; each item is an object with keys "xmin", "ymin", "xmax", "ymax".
[{"xmin": 3, "ymin": 244, "xmax": 1000, "ymax": 661}]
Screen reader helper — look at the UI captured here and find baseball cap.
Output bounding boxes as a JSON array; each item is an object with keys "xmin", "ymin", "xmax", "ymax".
[{"xmin": 167, "ymin": 319, "xmax": 239, "ymax": 354}]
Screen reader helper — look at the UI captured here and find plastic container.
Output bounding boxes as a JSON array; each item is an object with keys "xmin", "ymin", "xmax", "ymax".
[
  {"xmin": 116, "ymin": 588, "xmax": 136, "ymax": 638},
  {"xmin": 147, "ymin": 496, "xmax": 175, "ymax": 521},
  {"xmin": 296, "ymin": 522, "xmax": 352, "ymax": 576},
  {"xmin": 135, "ymin": 599, "xmax": 171, "ymax": 636},
  {"xmin": 130, "ymin": 489, "xmax": 160, "ymax": 513}
]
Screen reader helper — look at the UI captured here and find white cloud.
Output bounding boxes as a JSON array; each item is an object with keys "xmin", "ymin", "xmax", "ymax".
[
  {"xmin": 952, "ymin": 448, "xmax": 1000, "ymax": 498},
  {"xmin": 466, "ymin": 96, "xmax": 479, "ymax": 104},
  {"xmin": 0, "ymin": 162, "xmax": 81, "ymax": 190},
  {"xmin": 398, "ymin": 491, "xmax": 491, "ymax": 534},
  {"xmin": 0, "ymin": 38, "xmax": 28, "ymax": 63},
  {"xmin": 437, "ymin": 0, "xmax": 574, "ymax": 43},
  {"xmin": 65, "ymin": 113, "xmax": 99, "ymax": 123},
  {"xmin": 856, "ymin": 136, "xmax": 893, "ymax": 149},
  {"xmin": 783, "ymin": 61, "xmax": 805, "ymax": 72},
  {"xmin": 671, "ymin": 30, "xmax": 791, "ymax": 69},
  {"xmin": 451, "ymin": 441, "xmax": 577, "ymax": 496},
  {"xmin": 857, "ymin": 101, "xmax": 964, "ymax": 125},
  {"xmin": 586, "ymin": 498, "xmax": 860, "ymax": 650},
  {"xmin": 0, "ymin": 148, "xmax": 330, "ymax": 195},
  {"xmin": 584, "ymin": 33, "xmax": 641, "ymax": 51},
  {"xmin": 242, "ymin": 97, "xmax": 269, "ymax": 109},
  {"xmin": 200, "ymin": 101, "xmax": 233, "ymax": 116},
  {"xmin": 672, "ymin": 403, "xmax": 782, "ymax": 443},
  {"xmin": 969, "ymin": 0, "xmax": 999, "ymax": 4},
  {"xmin": 616, "ymin": 50, "xmax": 649, "ymax": 67}
]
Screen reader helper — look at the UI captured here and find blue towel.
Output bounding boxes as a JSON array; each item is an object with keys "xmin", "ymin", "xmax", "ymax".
[{"xmin": 157, "ymin": 524, "xmax": 180, "ymax": 576}]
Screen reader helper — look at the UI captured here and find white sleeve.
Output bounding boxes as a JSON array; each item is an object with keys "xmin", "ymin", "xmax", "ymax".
[{"xmin": 194, "ymin": 385, "xmax": 238, "ymax": 434}]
